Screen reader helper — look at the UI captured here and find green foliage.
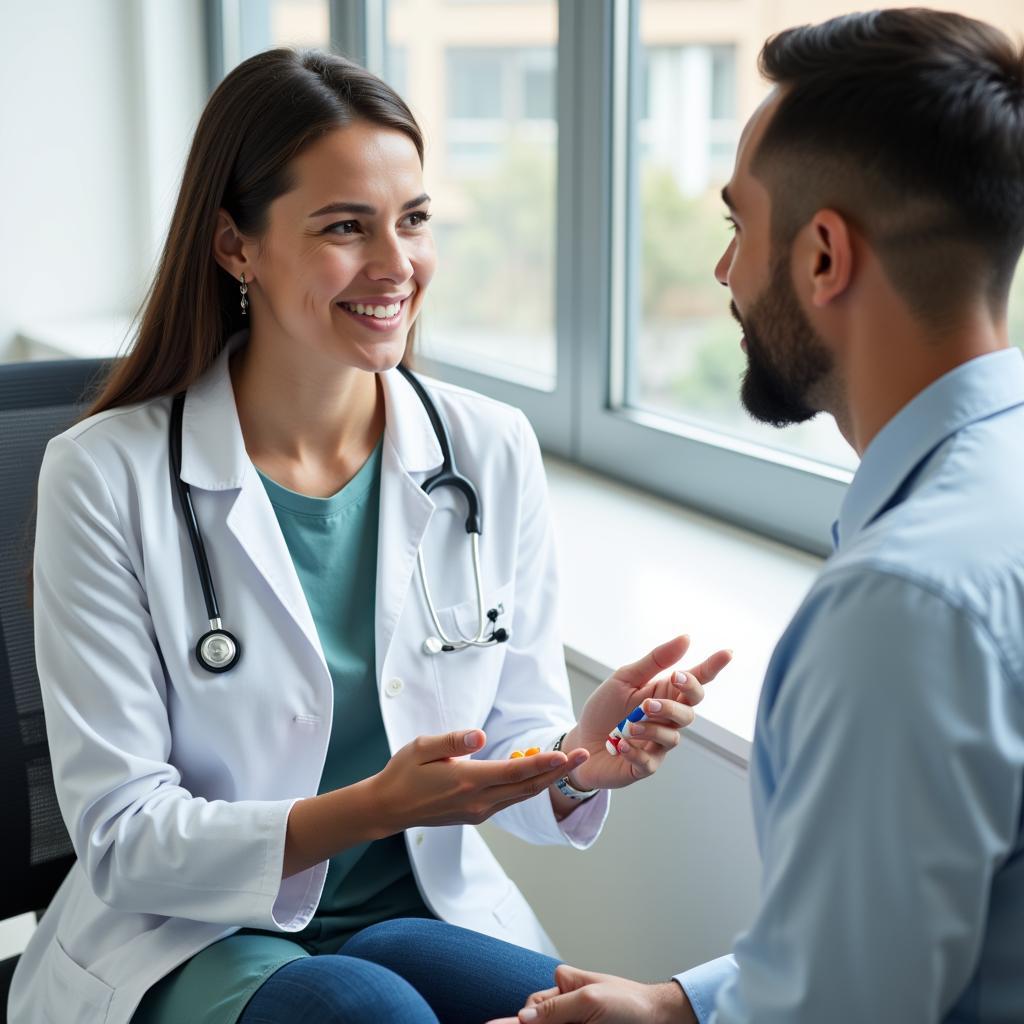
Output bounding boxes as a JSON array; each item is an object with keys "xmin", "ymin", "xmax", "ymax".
[
  {"xmin": 639, "ymin": 165, "xmax": 731, "ymax": 320},
  {"xmin": 429, "ymin": 141, "xmax": 555, "ymax": 332},
  {"xmin": 668, "ymin": 317, "xmax": 745, "ymax": 416}
]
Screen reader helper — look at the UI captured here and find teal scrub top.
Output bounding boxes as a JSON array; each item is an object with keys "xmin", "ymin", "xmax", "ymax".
[{"xmin": 132, "ymin": 439, "xmax": 431, "ymax": 1024}]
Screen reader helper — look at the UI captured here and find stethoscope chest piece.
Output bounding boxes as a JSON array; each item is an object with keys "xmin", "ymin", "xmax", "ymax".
[{"xmin": 197, "ymin": 623, "xmax": 241, "ymax": 673}]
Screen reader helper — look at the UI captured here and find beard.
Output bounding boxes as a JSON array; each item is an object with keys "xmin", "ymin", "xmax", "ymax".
[{"xmin": 734, "ymin": 253, "xmax": 834, "ymax": 428}]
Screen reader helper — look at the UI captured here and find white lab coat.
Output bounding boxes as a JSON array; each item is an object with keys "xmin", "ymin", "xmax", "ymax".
[{"xmin": 9, "ymin": 336, "xmax": 608, "ymax": 1024}]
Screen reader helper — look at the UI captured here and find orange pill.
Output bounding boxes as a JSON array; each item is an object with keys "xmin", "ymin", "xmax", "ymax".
[
  {"xmin": 510, "ymin": 751, "xmax": 524, "ymax": 759},
  {"xmin": 524, "ymin": 747, "xmax": 541, "ymax": 757}
]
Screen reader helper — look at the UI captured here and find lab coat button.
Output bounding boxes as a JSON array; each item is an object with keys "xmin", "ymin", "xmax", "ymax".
[{"xmin": 385, "ymin": 677, "xmax": 404, "ymax": 697}]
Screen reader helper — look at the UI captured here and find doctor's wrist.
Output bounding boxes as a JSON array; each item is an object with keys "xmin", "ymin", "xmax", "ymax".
[{"xmin": 282, "ymin": 777, "xmax": 390, "ymax": 879}]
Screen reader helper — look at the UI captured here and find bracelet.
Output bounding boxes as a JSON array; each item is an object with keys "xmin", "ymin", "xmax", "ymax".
[{"xmin": 552, "ymin": 733, "xmax": 601, "ymax": 801}]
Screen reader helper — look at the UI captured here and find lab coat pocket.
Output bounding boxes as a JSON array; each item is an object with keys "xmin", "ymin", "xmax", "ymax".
[
  {"xmin": 431, "ymin": 580, "xmax": 513, "ymax": 729},
  {"xmin": 46, "ymin": 937, "xmax": 114, "ymax": 1022}
]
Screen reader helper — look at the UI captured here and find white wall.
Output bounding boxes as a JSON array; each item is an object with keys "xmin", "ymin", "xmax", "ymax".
[
  {"xmin": 0, "ymin": 0, "xmax": 205, "ymax": 361},
  {"xmin": 480, "ymin": 665, "xmax": 760, "ymax": 982}
]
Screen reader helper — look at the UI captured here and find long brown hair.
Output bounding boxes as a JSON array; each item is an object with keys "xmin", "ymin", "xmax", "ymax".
[{"xmin": 85, "ymin": 48, "xmax": 424, "ymax": 419}]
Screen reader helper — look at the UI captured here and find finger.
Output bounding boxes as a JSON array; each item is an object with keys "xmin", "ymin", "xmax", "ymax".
[
  {"xmin": 639, "ymin": 696, "xmax": 696, "ymax": 729},
  {"xmin": 519, "ymin": 989, "xmax": 598, "ymax": 1022},
  {"xmin": 452, "ymin": 749, "xmax": 571, "ymax": 792},
  {"xmin": 670, "ymin": 671, "xmax": 706, "ymax": 708},
  {"xmin": 620, "ymin": 720, "xmax": 682, "ymax": 749},
  {"xmin": 526, "ymin": 986, "xmax": 562, "ymax": 1005},
  {"xmin": 415, "ymin": 729, "xmax": 486, "ymax": 762},
  {"xmin": 617, "ymin": 739, "xmax": 662, "ymax": 779},
  {"xmin": 614, "ymin": 635, "xmax": 691, "ymax": 689},
  {"xmin": 489, "ymin": 751, "xmax": 590, "ymax": 805},
  {"xmin": 554, "ymin": 963, "xmax": 610, "ymax": 991},
  {"xmin": 496, "ymin": 749, "xmax": 575, "ymax": 785},
  {"xmin": 686, "ymin": 649, "xmax": 733, "ymax": 686}
]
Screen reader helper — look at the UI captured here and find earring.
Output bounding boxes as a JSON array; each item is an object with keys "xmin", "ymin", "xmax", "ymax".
[{"xmin": 239, "ymin": 273, "xmax": 249, "ymax": 316}]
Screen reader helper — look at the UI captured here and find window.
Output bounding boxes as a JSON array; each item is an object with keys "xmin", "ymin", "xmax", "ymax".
[
  {"xmin": 622, "ymin": 0, "xmax": 1024, "ymax": 487},
  {"xmin": 268, "ymin": 0, "xmax": 329, "ymax": 48},
  {"xmin": 384, "ymin": 0, "xmax": 559, "ymax": 394},
  {"xmin": 630, "ymin": 21, "xmax": 855, "ymax": 472}
]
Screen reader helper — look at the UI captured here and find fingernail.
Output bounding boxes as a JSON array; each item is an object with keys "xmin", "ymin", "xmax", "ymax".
[
  {"xmin": 618, "ymin": 739, "xmax": 630, "ymax": 752},
  {"xmin": 546, "ymin": 755, "xmax": 566, "ymax": 769},
  {"xmin": 674, "ymin": 670, "xmax": 688, "ymax": 685},
  {"xmin": 464, "ymin": 732, "xmax": 480, "ymax": 748},
  {"xmin": 647, "ymin": 699, "xmax": 663, "ymax": 714},
  {"xmin": 573, "ymin": 753, "xmax": 588, "ymax": 767},
  {"xmin": 629, "ymin": 723, "xmax": 645, "ymax": 736},
  {"xmin": 521, "ymin": 1010, "xmax": 538, "ymax": 1022}
]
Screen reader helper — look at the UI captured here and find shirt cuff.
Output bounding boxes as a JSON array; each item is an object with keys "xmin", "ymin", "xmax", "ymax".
[
  {"xmin": 555, "ymin": 786, "xmax": 610, "ymax": 849},
  {"xmin": 674, "ymin": 954, "xmax": 737, "ymax": 1024}
]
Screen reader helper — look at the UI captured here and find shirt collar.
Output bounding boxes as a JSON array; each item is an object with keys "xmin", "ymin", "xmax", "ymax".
[
  {"xmin": 180, "ymin": 331, "xmax": 443, "ymax": 490},
  {"xmin": 835, "ymin": 348, "xmax": 1024, "ymax": 550}
]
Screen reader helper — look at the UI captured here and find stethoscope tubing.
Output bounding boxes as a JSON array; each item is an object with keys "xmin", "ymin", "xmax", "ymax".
[{"xmin": 171, "ymin": 365, "xmax": 507, "ymax": 673}]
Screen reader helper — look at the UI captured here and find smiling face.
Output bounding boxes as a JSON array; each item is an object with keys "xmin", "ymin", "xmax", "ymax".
[
  {"xmin": 242, "ymin": 120, "xmax": 436, "ymax": 374},
  {"xmin": 715, "ymin": 92, "xmax": 835, "ymax": 427}
]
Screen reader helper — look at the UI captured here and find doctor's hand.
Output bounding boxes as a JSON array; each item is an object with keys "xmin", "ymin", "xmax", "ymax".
[
  {"xmin": 562, "ymin": 635, "xmax": 732, "ymax": 793},
  {"xmin": 486, "ymin": 964, "xmax": 697, "ymax": 1024},
  {"xmin": 370, "ymin": 729, "xmax": 590, "ymax": 834}
]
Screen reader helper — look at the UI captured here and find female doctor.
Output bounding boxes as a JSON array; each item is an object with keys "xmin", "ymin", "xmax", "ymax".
[{"xmin": 10, "ymin": 49, "xmax": 730, "ymax": 1024}]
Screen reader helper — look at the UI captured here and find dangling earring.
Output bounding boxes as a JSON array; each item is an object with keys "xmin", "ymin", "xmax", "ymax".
[{"xmin": 239, "ymin": 273, "xmax": 249, "ymax": 316}]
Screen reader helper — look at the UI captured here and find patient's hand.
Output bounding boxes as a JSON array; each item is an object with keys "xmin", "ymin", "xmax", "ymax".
[
  {"xmin": 486, "ymin": 964, "xmax": 698, "ymax": 1023},
  {"xmin": 561, "ymin": 635, "xmax": 732, "ymax": 792}
]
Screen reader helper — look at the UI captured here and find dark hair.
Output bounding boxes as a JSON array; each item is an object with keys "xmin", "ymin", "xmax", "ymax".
[
  {"xmin": 752, "ymin": 9, "xmax": 1024, "ymax": 327},
  {"xmin": 84, "ymin": 48, "xmax": 424, "ymax": 418}
]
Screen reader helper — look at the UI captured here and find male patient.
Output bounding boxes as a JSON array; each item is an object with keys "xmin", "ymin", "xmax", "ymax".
[{"xmin": 491, "ymin": 9, "xmax": 1024, "ymax": 1023}]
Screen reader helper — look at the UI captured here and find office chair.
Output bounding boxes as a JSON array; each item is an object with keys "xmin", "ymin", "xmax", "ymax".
[{"xmin": 0, "ymin": 357, "xmax": 114, "ymax": 1019}]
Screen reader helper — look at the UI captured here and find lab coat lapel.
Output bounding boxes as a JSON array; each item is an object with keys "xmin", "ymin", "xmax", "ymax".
[
  {"xmin": 178, "ymin": 334, "xmax": 325, "ymax": 668},
  {"xmin": 374, "ymin": 367, "xmax": 443, "ymax": 683},
  {"xmin": 224, "ymin": 474, "xmax": 324, "ymax": 666}
]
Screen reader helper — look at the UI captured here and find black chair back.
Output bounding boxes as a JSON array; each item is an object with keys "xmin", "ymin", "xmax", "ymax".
[{"xmin": 0, "ymin": 358, "xmax": 114, "ymax": 918}]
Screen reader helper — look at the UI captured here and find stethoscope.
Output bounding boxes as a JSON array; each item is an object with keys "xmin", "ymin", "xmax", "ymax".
[{"xmin": 170, "ymin": 364, "xmax": 509, "ymax": 674}]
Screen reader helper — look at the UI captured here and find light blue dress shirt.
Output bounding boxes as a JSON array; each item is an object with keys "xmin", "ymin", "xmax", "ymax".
[{"xmin": 678, "ymin": 348, "xmax": 1024, "ymax": 1022}]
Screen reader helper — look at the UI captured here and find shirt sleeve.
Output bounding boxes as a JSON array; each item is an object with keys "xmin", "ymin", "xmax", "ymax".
[
  {"xmin": 708, "ymin": 568, "xmax": 1023, "ymax": 1023},
  {"xmin": 482, "ymin": 410, "xmax": 610, "ymax": 848},
  {"xmin": 33, "ymin": 433, "xmax": 326, "ymax": 930},
  {"xmin": 675, "ymin": 956, "xmax": 737, "ymax": 1023}
]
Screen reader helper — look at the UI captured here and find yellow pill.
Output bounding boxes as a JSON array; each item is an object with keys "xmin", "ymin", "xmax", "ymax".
[
  {"xmin": 524, "ymin": 747, "xmax": 541, "ymax": 756},
  {"xmin": 510, "ymin": 751, "xmax": 524, "ymax": 759}
]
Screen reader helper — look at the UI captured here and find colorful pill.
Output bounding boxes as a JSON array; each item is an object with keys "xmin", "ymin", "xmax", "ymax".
[
  {"xmin": 605, "ymin": 705, "xmax": 649, "ymax": 756},
  {"xmin": 524, "ymin": 747, "xmax": 541, "ymax": 756},
  {"xmin": 510, "ymin": 750, "xmax": 524, "ymax": 758}
]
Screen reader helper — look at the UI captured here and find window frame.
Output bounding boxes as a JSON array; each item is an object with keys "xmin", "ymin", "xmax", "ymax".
[{"xmin": 209, "ymin": 0, "xmax": 849, "ymax": 555}]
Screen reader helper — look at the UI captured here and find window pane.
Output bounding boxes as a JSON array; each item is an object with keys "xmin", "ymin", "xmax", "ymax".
[
  {"xmin": 629, "ymin": 1, "xmax": 1024, "ymax": 472},
  {"xmin": 384, "ymin": 0, "xmax": 558, "ymax": 389},
  {"xmin": 269, "ymin": 0, "xmax": 329, "ymax": 49}
]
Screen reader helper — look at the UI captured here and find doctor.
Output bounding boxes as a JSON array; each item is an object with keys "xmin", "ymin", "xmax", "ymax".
[{"xmin": 9, "ymin": 48, "xmax": 730, "ymax": 1024}]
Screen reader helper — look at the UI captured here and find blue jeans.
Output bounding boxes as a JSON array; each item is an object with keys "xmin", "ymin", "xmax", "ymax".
[{"xmin": 238, "ymin": 918, "xmax": 561, "ymax": 1024}]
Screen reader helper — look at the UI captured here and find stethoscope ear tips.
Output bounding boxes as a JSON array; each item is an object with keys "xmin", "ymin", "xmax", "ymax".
[{"xmin": 197, "ymin": 628, "xmax": 241, "ymax": 673}]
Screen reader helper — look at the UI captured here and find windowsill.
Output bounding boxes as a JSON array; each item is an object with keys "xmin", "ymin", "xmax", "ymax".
[{"xmin": 544, "ymin": 456, "xmax": 823, "ymax": 767}]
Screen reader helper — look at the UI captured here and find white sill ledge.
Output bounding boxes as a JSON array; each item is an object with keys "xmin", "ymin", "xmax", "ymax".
[{"xmin": 544, "ymin": 456, "xmax": 823, "ymax": 768}]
